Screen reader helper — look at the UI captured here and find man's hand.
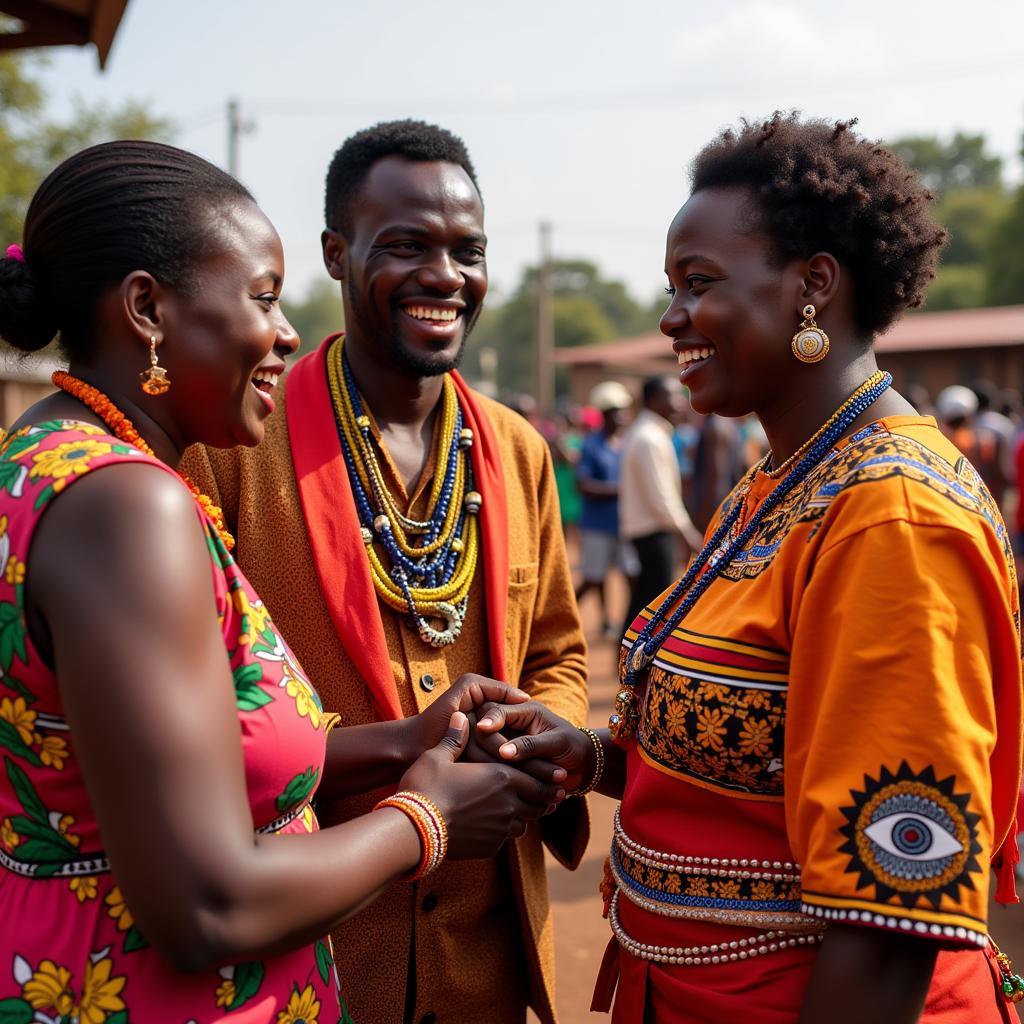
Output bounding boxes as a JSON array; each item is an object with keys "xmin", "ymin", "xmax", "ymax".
[
  {"xmin": 475, "ymin": 700, "xmax": 595, "ymax": 792},
  {"xmin": 406, "ymin": 674, "xmax": 567, "ymax": 784}
]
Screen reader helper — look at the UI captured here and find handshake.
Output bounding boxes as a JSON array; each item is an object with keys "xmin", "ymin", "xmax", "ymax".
[{"xmin": 395, "ymin": 674, "xmax": 599, "ymax": 862}]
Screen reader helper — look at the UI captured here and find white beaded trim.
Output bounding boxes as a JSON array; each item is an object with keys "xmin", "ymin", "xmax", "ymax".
[
  {"xmin": 610, "ymin": 892, "xmax": 823, "ymax": 965},
  {"xmin": 611, "ymin": 848, "xmax": 821, "ymax": 931},
  {"xmin": 800, "ymin": 902, "xmax": 987, "ymax": 947},
  {"xmin": 614, "ymin": 806, "xmax": 800, "ymax": 877}
]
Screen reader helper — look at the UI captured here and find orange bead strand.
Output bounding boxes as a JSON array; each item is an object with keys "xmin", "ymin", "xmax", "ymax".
[{"xmin": 51, "ymin": 371, "xmax": 235, "ymax": 552}]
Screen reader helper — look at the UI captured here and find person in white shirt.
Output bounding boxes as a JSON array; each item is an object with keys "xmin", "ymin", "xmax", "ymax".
[{"xmin": 619, "ymin": 376, "xmax": 703, "ymax": 630}]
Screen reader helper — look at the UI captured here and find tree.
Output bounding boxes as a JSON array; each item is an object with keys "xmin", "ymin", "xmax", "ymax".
[
  {"xmin": 889, "ymin": 131, "xmax": 1012, "ymax": 312},
  {"xmin": 983, "ymin": 188, "xmax": 1024, "ymax": 306},
  {"xmin": 282, "ymin": 279, "xmax": 344, "ymax": 357},
  {"xmin": 889, "ymin": 132, "xmax": 1003, "ymax": 195},
  {"xmin": 465, "ymin": 258, "xmax": 657, "ymax": 395},
  {"xmin": 0, "ymin": 53, "xmax": 174, "ymax": 246}
]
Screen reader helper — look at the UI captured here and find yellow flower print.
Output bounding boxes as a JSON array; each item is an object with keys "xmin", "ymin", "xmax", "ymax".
[
  {"xmin": 695, "ymin": 707, "xmax": 729, "ymax": 751},
  {"xmin": 277, "ymin": 983, "xmax": 321, "ymax": 1024},
  {"xmin": 29, "ymin": 440, "xmax": 113, "ymax": 481},
  {"xmin": 23, "ymin": 959, "xmax": 74, "ymax": 1016},
  {"xmin": 69, "ymin": 876, "xmax": 98, "ymax": 902},
  {"xmin": 104, "ymin": 886, "xmax": 135, "ymax": 933},
  {"xmin": 76, "ymin": 955, "xmax": 127, "ymax": 1024},
  {"xmin": 664, "ymin": 698, "xmax": 687, "ymax": 735},
  {"xmin": 5, "ymin": 555, "xmax": 24, "ymax": 585},
  {"xmin": 737, "ymin": 716, "xmax": 773, "ymax": 758},
  {"xmin": 697, "ymin": 681, "xmax": 731, "ymax": 702},
  {"xmin": 54, "ymin": 812, "xmax": 81, "ymax": 848},
  {"xmin": 283, "ymin": 663, "xmax": 322, "ymax": 729},
  {"xmin": 746, "ymin": 689, "xmax": 774, "ymax": 710},
  {"xmin": 233, "ymin": 588, "xmax": 272, "ymax": 646},
  {"xmin": 750, "ymin": 880, "xmax": 780, "ymax": 901},
  {"xmin": 300, "ymin": 804, "xmax": 316, "ymax": 833},
  {"xmin": 0, "ymin": 514, "xmax": 7, "ymax": 537},
  {"xmin": 711, "ymin": 879, "xmax": 742, "ymax": 899},
  {"xmin": 216, "ymin": 978, "xmax": 237, "ymax": 1008},
  {"xmin": 0, "ymin": 695, "xmax": 37, "ymax": 745},
  {"xmin": 686, "ymin": 876, "xmax": 710, "ymax": 897},
  {"xmin": 36, "ymin": 732, "xmax": 69, "ymax": 770},
  {"xmin": 1, "ymin": 816, "xmax": 19, "ymax": 849}
]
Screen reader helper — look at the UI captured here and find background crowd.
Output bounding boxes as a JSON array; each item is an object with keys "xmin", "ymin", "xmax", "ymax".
[{"xmin": 509, "ymin": 377, "xmax": 1024, "ymax": 631}]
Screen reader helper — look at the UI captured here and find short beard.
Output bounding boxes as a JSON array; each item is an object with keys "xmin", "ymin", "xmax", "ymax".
[{"xmin": 348, "ymin": 276, "xmax": 477, "ymax": 379}]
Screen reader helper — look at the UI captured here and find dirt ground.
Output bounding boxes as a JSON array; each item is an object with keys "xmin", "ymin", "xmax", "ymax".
[{"xmin": 528, "ymin": 561, "xmax": 1024, "ymax": 1024}]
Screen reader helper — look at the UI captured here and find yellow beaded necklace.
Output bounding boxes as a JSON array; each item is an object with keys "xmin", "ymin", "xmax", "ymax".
[{"xmin": 326, "ymin": 339, "xmax": 480, "ymax": 647}]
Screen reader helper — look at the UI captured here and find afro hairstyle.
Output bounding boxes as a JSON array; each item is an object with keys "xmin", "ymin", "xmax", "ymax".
[{"xmin": 690, "ymin": 112, "xmax": 948, "ymax": 336}]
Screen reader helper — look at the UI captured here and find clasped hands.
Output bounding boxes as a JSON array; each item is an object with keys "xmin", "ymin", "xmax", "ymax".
[
  {"xmin": 410, "ymin": 672, "xmax": 594, "ymax": 795},
  {"xmin": 397, "ymin": 673, "xmax": 594, "ymax": 858}
]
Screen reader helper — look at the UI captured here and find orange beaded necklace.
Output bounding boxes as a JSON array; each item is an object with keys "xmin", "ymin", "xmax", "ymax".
[{"xmin": 51, "ymin": 371, "xmax": 235, "ymax": 552}]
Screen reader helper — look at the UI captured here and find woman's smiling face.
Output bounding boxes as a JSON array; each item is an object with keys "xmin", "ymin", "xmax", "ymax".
[{"xmin": 660, "ymin": 186, "xmax": 805, "ymax": 419}]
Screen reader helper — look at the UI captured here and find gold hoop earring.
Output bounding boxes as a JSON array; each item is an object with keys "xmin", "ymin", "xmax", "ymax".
[
  {"xmin": 139, "ymin": 335, "xmax": 171, "ymax": 395},
  {"xmin": 791, "ymin": 304, "xmax": 830, "ymax": 364}
]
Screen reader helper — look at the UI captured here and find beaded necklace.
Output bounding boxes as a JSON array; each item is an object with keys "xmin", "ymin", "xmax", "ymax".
[
  {"xmin": 325, "ymin": 339, "xmax": 479, "ymax": 647},
  {"xmin": 51, "ymin": 371, "xmax": 235, "ymax": 552},
  {"xmin": 610, "ymin": 371, "xmax": 891, "ymax": 739}
]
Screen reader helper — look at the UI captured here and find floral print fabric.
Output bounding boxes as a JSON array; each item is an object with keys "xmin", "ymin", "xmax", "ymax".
[{"xmin": 0, "ymin": 422, "xmax": 349, "ymax": 1023}]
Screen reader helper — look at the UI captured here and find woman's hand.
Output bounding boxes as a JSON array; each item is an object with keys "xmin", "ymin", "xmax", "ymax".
[
  {"xmin": 406, "ymin": 674, "xmax": 567, "ymax": 784},
  {"xmin": 475, "ymin": 700, "xmax": 595, "ymax": 793},
  {"xmin": 400, "ymin": 712, "xmax": 567, "ymax": 859}
]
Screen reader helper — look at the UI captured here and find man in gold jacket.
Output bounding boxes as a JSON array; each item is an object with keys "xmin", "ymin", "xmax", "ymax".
[{"xmin": 183, "ymin": 120, "xmax": 589, "ymax": 1024}]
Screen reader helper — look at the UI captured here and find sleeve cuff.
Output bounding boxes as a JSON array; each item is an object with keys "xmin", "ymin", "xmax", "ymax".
[{"xmin": 800, "ymin": 894, "xmax": 987, "ymax": 947}]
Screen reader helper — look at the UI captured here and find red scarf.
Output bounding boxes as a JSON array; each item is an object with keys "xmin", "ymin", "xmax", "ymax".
[{"xmin": 286, "ymin": 334, "xmax": 509, "ymax": 721}]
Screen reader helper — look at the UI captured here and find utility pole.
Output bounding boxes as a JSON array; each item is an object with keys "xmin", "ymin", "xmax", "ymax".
[
  {"xmin": 534, "ymin": 220, "xmax": 554, "ymax": 419},
  {"xmin": 226, "ymin": 98, "xmax": 255, "ymax": 178}
]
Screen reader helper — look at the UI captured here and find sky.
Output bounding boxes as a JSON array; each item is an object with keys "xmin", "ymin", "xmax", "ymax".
[{"xmin": 34, "ymin": 0, "xmax": 1024, "ymax": 309}]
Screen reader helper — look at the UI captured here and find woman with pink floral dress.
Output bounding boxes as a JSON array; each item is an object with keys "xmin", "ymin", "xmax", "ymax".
[{"xmin": 0, "ymin": 142, "xmax": 561, "ymax": 1023}]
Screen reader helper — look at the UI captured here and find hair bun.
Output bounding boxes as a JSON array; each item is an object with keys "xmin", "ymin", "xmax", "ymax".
[{"xmin": 0, "ymin": 250, "xmax": 59, "ymax": 353}]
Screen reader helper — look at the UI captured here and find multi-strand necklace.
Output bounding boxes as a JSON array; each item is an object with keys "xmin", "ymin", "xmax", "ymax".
[
  {"xmin": 51, "ymin": 371, "xmax": 235, "ymax": 552},
  {"xmin": 610, "ymin": 371, "xmax": 892, "ymax": 739},
  {"xmin": 326, "ymin": 339, "xmax": 480, "ymax": 648}
]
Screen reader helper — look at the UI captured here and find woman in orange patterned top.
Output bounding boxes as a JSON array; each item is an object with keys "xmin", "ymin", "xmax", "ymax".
[
  {"xmin": 478, "ymin": 113, "xmax": 1023, "ymax": 1023},
  {"xmin": 0, "ymin": 141, "xmax": 563, "ymax": 1023}
]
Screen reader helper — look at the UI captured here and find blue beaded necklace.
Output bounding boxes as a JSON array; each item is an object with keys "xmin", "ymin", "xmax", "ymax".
[
  {"xmin": 610, "ymin": 371, "xmax": 892, "ymax": 739},
  {"xmin": 331, "ymin": 343, "xmax": 479, "ymax": 647}
]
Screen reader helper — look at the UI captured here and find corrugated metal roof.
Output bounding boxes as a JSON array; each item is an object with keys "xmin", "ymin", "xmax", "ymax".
[
  {"xmin": 551, "ymin": 304, "xmax": 1024, "ymax": 366},
  {"xmin": 0, "ymin": 0, "xmax": 129, "ymax": 68}
]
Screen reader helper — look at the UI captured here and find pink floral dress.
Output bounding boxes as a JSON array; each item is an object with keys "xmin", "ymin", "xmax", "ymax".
[{"xmin": 0, "ymin": 421, "xmax": 350, "ymax": 1024}]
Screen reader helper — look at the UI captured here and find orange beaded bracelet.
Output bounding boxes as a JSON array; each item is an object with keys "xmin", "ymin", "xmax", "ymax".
[{"xmin": 373, "ymin": 791, "xmax": 448, "ymax": 881}]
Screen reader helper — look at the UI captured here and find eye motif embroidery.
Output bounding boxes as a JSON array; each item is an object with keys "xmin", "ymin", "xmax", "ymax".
[{"xmin": 839, "ymin": 762, "xmax": 982, "ymax": 909}]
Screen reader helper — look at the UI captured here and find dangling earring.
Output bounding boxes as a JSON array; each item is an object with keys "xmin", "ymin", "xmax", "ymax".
[
  {"xmin": 791, "ymin": 304, "xmax": 830, "ymax": 364},
  {"xmin": 139, "ymin": 335, "xmax": 171, "ymax": 395}
]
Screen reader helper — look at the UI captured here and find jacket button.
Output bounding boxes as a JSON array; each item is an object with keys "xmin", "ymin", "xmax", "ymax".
[
  {"xmin": 420, "ymin": 1015, "xmax": 437, "ymax": 1024},
  {"xmin": 419, "ymin": 673, "xmax": 436, "ymax": 692},
  {"xmin": 421, "ymin": 893, "xmax": 438, "ymax": 913}
]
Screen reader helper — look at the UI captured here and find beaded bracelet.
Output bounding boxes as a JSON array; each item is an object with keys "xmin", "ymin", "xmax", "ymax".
[
  {"xmin": 569, "ymin": 726, "xmax": 605, "ymax": 797},
  {"xmin": 374, "ymin": 791, "xmax": 449, "ymax": 881}
]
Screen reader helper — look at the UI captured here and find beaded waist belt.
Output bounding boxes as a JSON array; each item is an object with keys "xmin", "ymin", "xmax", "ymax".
[
  {"xmin": 0, "ymin": 799, "xmax": 312, "ymax": 880},
  {"xmin": 612, "ymin": 807, "xmax": 821, "ymax": 934}
]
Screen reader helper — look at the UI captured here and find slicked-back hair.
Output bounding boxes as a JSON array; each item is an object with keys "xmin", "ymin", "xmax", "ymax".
[
  {"xmin": 324, "ymin": 119, "xmax": 480, "ymax": 236},
  {"xmin": 690, "ymin": 112, "xmax": 948, "ymax": 337},
  {"xmin": 0, "ymin": 140, "xmax": 254, "ymax": 358}
]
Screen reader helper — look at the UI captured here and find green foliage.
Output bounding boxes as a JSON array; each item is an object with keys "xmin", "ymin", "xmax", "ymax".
[
  {"xmin": 934, "ymin": 187, "xmax": 1011, "ymax": 266},
  {"xmin": 281, "ymin": 279, "xmax": 344, "ymax": 356},
  {"xmin": 0, "ymin": 53, "xmax": 174, "ymax": 246},
  {"xmin": 889, "ymin": 132, "xmax": 1003, "ymax": 194},
  {"xmin": 465, "ymin": 258, "xmax": 660, "ymax": 396},
  {"xmin": 924, "ymin": 264, "xmax": 987, "ymax": 312},
  {"xmin": 983, "ymin": 186, "xmax": 1024, "ymax": 306}
]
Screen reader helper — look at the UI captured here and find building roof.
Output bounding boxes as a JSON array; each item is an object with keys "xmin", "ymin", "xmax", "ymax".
[
  {"xmin": 551, "ymin": 304, "xmax": 1024, "ymax": 367},
  {"xmin": 0, "ymin": 0, "xmax": 129, "ymax": 68}
]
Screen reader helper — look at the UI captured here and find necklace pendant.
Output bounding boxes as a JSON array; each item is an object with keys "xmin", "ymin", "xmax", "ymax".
[{"xmin": 628, "ymin": 643, "xmax": 651, "ymax": 673}]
